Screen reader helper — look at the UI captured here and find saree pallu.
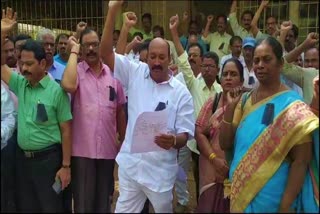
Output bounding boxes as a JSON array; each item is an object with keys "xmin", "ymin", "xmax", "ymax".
[
  {"xmin": 196, "ymin": 97, "xmax": 229, "ymax": 212},
  {"xmin": 229, "ymin": 90, "xmax": 319, "ymax": 212}
]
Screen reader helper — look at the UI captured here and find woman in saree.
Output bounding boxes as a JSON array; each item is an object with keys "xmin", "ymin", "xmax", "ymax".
[
  {"xmin": 195, "ymin": 58, "xmax": 244, "ymax": 213},
  {"xmin": 219, "ymin": 36, "xmax": 319, "ymax": 212}
]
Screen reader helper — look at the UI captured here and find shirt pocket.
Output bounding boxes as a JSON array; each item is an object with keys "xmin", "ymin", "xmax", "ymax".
[{"xmin": 33, "ymin": 103, "xmax": 56, "ymax": 126}]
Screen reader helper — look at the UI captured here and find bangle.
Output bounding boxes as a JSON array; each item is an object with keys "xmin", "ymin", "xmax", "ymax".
[
  {"xmin": 70, "ymin": 51, "xmax": 79, "ymax": 55},
  {"xmin": 172, "ymin": 135, "xmax": 177, "ymax": 147},
  {"xmin": 222, "ymin": 118, "xmax": 232, "ymax": 125},
  {"xmin": 209, "ymin": 153, "xmax": 216, "ymax": 161}
]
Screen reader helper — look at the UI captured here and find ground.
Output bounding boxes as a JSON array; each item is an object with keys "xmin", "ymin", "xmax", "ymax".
[{"xmin": 111, "ymin": 162, "xmax": 197, "ymax": 213}]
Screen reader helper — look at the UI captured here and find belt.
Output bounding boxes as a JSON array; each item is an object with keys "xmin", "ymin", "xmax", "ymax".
[{"xmin": 23, "ymin": 144, "xmax": 61, "ymax": 159}]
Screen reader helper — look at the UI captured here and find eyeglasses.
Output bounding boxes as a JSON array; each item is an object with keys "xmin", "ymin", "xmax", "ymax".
[
  {"xmin": 81, "ymin": 42, "xmax": 100, "ymax": 49},
  {"xmin": 200, "ymin": 64, "xmax": 217, "ymax": 69},
  {"xmin": 188, "ymin": 53, "xmax": 200, "ymax": 58},
  {"xmin": 42, "ymin": 42, "xmax": 55, "ymax": 48}
]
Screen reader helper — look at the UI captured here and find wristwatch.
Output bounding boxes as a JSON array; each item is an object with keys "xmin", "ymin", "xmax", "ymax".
[{"xmin": 62, "ymin": 164, "xmax": 71, "ymax": 169}]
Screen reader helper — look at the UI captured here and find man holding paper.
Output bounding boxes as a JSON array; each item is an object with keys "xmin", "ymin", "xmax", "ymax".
[{"xmin": 100, "ymin": 1, "xmax": 195, "ymax": 213}]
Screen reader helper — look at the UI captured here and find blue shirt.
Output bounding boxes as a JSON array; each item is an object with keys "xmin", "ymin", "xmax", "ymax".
[
  {"xmin": 48, "ymin": 61, "xmax": 66, "ymax": 84},
  {"xmin": 53, "ymin": 54, "xmax": 67, "ymax": 66},
  {"xmin": 180, "ymin": 35, "xmax": 208, "ymax": 54}
]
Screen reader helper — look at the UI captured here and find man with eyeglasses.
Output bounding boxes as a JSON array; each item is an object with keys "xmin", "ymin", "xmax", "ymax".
[
  {"xmin": 61, "ymin": 28, "xmax": 127, "ymax": 213},
  {"xmin": 171, "ymin": 16, "xmax": 222, "ymax": 212},
  {"xmin": 36, "ymin": 28, "xmax": 66, "ymax": 84}
]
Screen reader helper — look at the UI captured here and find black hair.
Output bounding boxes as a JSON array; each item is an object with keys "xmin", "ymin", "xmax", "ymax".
[
  {"xmin": 14, "ymin": 34, "xmax": 32, "ymax": 46},
  {"xmin": 21, "ymin": 39, "xmax": 46, "ymax": 62},
  {"xmin": 152, "ymin": 25, "xmax": 164, "ymax": 37},
  {"xmin": 256, "ymin": 36, "xmax": 283, "ymax": 63},
  {"xmin": 229, "ymin": 36, "xmax": 243, "ymax": 46},
  {"xmin": 79, "ymin": 28, "xmax": 99, "ymax": 44},
  {"xmin": 187, "ymin": 43, "xmax": 204, "ymax": 57},
  {"xmin": 266, "ymin": 15, "xmax": 278, "ymax": 23},
  {"xmin": 241, "ymin": 10, "xmax": 254, "ymax": 20},
  {"xmin": 291, "ymin": 24, "xmax": 299, "ymax": 39},
  {"xmin": 216, "ymin": 14, "xmax": 227, "ymax": 24},
  {"xmin": 113, "ymin": 30, "xmax": 120, "ymax": 35},
  {"xmin": 221, "ymin": 58, "xmax": 244, "ymax": 82},
  {"xmin": 55, "ymin": 33, "xmax": 69, "ymax": 44},
  {"xmin": 133, "ymin": 31, "xmax": 144, "ymax": 40},
  {"xmin": 139, "ymin": 40, "xmax": 151, "ymax": 53},
  {"xmin": 202, "ymin": 51, "xmax": 219, "ymax": 67},
  {"xmin": 142, "ymin": 13, "xmax": 152, "ymax": 21}
]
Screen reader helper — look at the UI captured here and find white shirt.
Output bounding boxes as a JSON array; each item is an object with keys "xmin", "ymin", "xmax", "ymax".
[
  {"xmin": 114, "ymin": 53, "xmax": 195, "ymax": 192},
  {"xmin": 125, "ymin": 50, "xmax": 140, "ymax": 63},
  {"xmin": 1, "ymin": 84, "xmax": 16, "ymax": 149},
  {"xmin": 219, "ymin": 54, "xmax": 246, "ymax": 76},
  {"xmin": 243, "ymin": 64, "xmax": 259, "ymax": 89}
]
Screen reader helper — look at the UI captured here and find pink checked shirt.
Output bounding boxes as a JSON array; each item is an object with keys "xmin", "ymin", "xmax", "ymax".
[{"xmin": 71, "ymin": 61, "xmax": 126, "ymax": 159}]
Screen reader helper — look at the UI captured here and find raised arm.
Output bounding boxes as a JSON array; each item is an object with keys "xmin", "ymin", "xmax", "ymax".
[
  {"xmin": 285, "ymin": 32, "xmax": 319, "ymax": 63},
  {"xmin": 73, "ymin": 21, "xmax": 87, "ymax": 41},
  {"xmin": 100, "ymin": 0, "xmax": 124, "ymax": 71},
  {"xmin": 250, "ymin": 0, "xmax": 269, "ymax": 37},
  {"xmin": 115, "ymin": 12, "xmax": 138, "ymax": 55},
  {"xmin": 230, "ymin": 0, "xmax": 237, "ymax": 14},
  {"xmin": 1, "ymin": 7, "xmax": 17, "ymax": 85},
  {"xmin": 169, "ymin": 15, "xmax": 185, "ymax": 56},
  {"xmin": 202, "ymin": 15, "xmax": 214, "ymax": 39},
  {"xmin": 219, "ymin": 87, "xmax": 242, "ymax": 150},
  {"xmin": 278, "ymin": 21, "xmax": 292, "ymax": 49},
  {"xmin": 178, "ymin": 11, "xmax": 189, "ymax": 37},
  {"xmin": 61, "ymin": 36, "xmax": 80, "ymax": 93}
]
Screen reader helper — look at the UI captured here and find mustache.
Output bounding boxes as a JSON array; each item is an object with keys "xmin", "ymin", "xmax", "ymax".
[
  {"xmin": 152, "ymin": 65, "xmax": 163, "ymax": 70},
  {"xmin": 189, "ymin": 59, "xmax": 196, "ymax": 64},
  {"xmin": 87, "ymin": 52, "xmax": 96, "ymax": 56},
  {"xmin": 22, "ymin": 70, "xmax": 32, "ymax": 76}
]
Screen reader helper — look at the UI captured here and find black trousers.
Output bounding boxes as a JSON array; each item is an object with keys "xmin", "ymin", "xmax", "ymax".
[
  {"xmin": 72, "ymin": 157, "xmax": 115, "ymax": 213},
  {"xmin": 15, "ymin": 144, "xmax": 64, "ymax": 212},
  {"xmin": 1, "ymin": 130, "xmax": 17, "ymax": 213}
]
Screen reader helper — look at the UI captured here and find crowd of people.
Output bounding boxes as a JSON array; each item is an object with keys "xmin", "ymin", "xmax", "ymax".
[{"xmin": 1, "ymin": 0, "xmax": 319, "ymax": 213}]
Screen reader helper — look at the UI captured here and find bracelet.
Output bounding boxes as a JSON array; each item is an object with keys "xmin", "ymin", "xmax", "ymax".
[
  {"xmin": 70, "ymin": 51, "xmax": 79, "ymax": 55},
  {"xmin": 222, "ymin": 118, "xmax": 232, "ymax": 125},
  {"xmin": 62, "ymin": 164, "xmax": 71, "ymax": 169},
  {"xmin": 209, "ymin": 153, "xmax": 216, "ymax": 161}
]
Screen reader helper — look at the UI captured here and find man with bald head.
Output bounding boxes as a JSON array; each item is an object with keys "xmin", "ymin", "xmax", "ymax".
[{"xmin": 100, "ymin": 1, "xmax": 195, "ymax": 213}]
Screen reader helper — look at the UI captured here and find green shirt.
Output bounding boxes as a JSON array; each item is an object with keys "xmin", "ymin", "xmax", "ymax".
[
  {"xmin": 177, "ymin": 51, "xmax": 222, "ymax": 154},
  {"xmin": 9, "ymin": 72, "xmax": 72, "ymax": 150},
  {"xmin": 282, "ymin": 59, "xmax": 319, "ymax": 104}
]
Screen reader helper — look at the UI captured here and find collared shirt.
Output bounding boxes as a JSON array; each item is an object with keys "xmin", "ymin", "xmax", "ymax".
[
  {"xmin": 1, "ymin": 84, "xmax": 16, "ymax": 149},
  {"xmin": 180, "ymin": 35, "xmax": 208, "ymax": 54},
  {"xmin": 71, "ymin": 60, "xmax": 126, "ymax": 159},
  {"xmin": 220, "ymin": 54, "xmax": 246, "ymax": 76},
  {"xmin": 48, "ymin": 60, "xmax": 66, "ymax": 84},
  {"xmin": 9, "ymin": 73, "xmax": 72, "ymax": 150},
  {"xmin": 125, "ymin": 51, "xmax": 140, "ymax": 63},
  {"xmin": 114, "ymin": 53, "xmax": 195, "ymax": 192},
  {"xmin": 54, "ymin": 54, "xmax": 68, "ymax": 66},
  {"xmin": 178, "ymin": 51, "xmax": 222, "ymax": 154},
  {"xmin": 229, "ymin": 12, "xmax": 264, "ymax": 40},
  {"xmin": 282, "ymin": 59, "xmax": 318, "ymax": 104},
  {"xmin": 243, "ymin": 64, "xmax": 259, "ymax": 89},
  {"xmin": 201, "ymin": 31, "xmax": 232, "ymax": 62}
]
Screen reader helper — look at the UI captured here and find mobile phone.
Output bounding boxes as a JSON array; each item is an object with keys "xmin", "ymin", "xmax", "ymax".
[
  {"xmin": 52, "ymin": 179, "xmax": 62, "ymax": 194},
  {"xmin": 218, "ymin": 42, "xmax": 225, "ymax": 50}
]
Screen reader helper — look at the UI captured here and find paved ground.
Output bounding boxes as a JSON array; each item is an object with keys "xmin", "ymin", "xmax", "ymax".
[{"xmin": 111, "ymin": 162, "xmax": 197, "ymax": 213}]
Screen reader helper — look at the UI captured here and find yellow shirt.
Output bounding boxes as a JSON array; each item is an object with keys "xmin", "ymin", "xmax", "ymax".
[
  {"xmin": 202, "ymin": 32, "xmax": 231, "ymax": 63},
  {"xmin": 177, "ymin": 51, "xmax": 222, "ymax": 154}
]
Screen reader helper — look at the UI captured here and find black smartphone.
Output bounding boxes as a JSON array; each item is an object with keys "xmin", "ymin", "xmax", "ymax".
[{"xmin": 218, "ymin": 43, "xmax": 225, "ymax": 50}]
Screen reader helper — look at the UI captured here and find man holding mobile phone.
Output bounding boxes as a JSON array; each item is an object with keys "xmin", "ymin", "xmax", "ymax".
[{"xmin": 202, "ymin": 14, "xmax": 231, "ymax": 63}]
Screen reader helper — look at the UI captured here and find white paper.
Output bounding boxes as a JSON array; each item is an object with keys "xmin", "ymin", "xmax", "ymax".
[{"xmin": 131, "ymin": 110, "xmax": 168, "ymax": 153}]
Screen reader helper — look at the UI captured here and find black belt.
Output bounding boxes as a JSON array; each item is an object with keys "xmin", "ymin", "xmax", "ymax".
[{"xmin": 23, "ymin": 143, "xmax": 61, "ymax": 159}]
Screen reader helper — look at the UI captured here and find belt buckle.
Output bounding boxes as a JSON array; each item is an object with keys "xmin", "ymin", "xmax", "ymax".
[{"xmin": 24, "ymin": 151, "xmax": 34, "ymax": 158}]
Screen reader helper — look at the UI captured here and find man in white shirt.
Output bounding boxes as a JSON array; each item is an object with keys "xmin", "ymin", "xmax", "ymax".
[
  {"xmin": 100, "ymin": 1, "xmax": 195, "ymax": 212},
  {"xmin": 220, "ymin": 36, "xmax": 245, "ymax": 75},
  {"xmin": 242, "ymin": 37, "xmax": 259, "ymax": 89}
]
